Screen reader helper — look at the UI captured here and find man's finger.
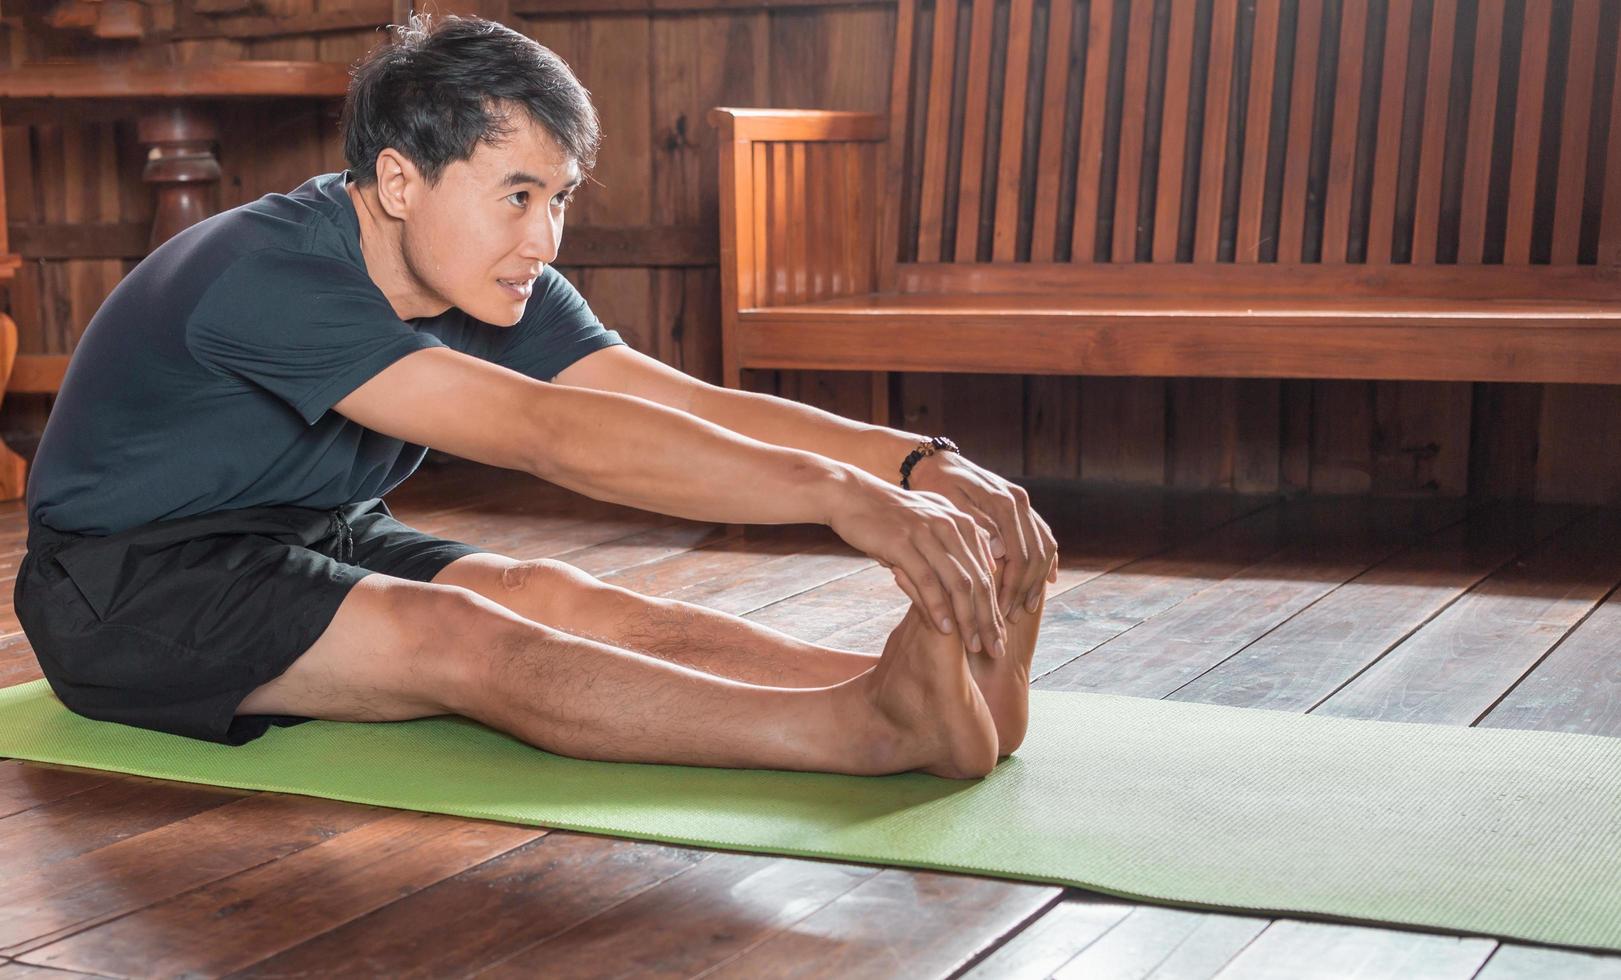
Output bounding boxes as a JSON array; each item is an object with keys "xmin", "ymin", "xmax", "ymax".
[
  {"xmin": 928, "ymin": 520, "xmax": 1002, "ymax": 658},
  {"xmin": 914, "ymin": 531, "xmax": 986, "ymax": 653},
  {"xmin": 995, "ymin": 494, "xmax": 1035, "ymax": 619},
  {"xmin": 890, "ymin": 566, "xmax": 925, "ymax": 610},
  {"xmin": 893, "ymin": 544, "xmax": 962, "ymax": 643},
  {"xmin": 1015, "ymin": 512, "xmax": 1051, "ymax": 619}
]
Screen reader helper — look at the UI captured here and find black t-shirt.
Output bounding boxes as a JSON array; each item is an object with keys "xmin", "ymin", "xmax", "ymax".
[{"xmin": 27, "ymin": 170, "xmax": 624, "ymax": 535}]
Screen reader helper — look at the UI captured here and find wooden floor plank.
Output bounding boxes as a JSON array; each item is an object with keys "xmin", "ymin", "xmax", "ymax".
[
  {"xmin": 640, "ymin": 537, "xmax": 876, "ymax": 618},
  {"xmin": 551, "ymin": 521, "xmax": 740, "ymax": 579},
  {"xmin": 16, "ymin": 811, "xmax": 542, "ymax": 977},
  {"xmin": 229, "ymin": 833, "xmax": 708, "ymax": 979},
  {"xmin": 0, "ymin": 960, "xmax": 97, "ymax": 978},
  {"xmin": 1315, "ymin": 509, "xmax": 1621, "ymax": 724},
  {"xmin": 0, "ymin": 777, "xmax": 249, "ymax": 880},
  {"xmin": 0, "ymin": 761, "xmax": 107, "ymax": 820},
  {"xmin": 957, "ymin": 897, "xmax": 1137, "ymax": 978},
  {"xmin": 1044, "ymin": 906, "xmax": 1269, "ymax": 979},
  {"xmin": 1033, "ymin": 498, "xmax": 1455, "ymax": 692},
  {"xmin": 1169, "ymin": 502, "xmax": 1580, "ymax": 712},
  {"xmin": 1037, "ymin": 499, "xmax": 1471, "ymax": 697},
  {"xmin": 1477, "ymin": 586, "xmax": 1621, "ymax": 737},
  {"xmin": 693, "ymin": 870, "xmax": 1062, "ymax": 980},
  {"xmin": 1210, "ymin": 921, "xmax": 1496, "ymax": 978},
  {"xmin": 475, "ymin": 851, "xmax": 886, "ymax": 977},
  {"xmin": 596, "ymin": 524, "xmax": 843, "ymax": 600},
  {"xmin": 1472, "ymin": 943, "xmax": 1621, "ymax": 978},
  {"xmin": 1, "ymin": 794, "xmax": 386, "ymax": 955},
  {"xmin": 0, "ymin": 636, "xmax": 39, "ymax": 688}
]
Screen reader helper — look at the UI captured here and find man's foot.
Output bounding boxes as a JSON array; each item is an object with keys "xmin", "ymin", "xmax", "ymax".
[
  {"xmin": 967, "ymin": 560, "xmax": 1045, "ymax": 757},
  {"xmin": 857, "ymin": 601, "xmax": 1000, "ymax": 779}
]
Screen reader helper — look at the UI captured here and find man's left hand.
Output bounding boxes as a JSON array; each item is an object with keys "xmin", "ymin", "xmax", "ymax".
[{"xmin": 906, "ymin": 451, "xmax": 1058, "ymax": 623}]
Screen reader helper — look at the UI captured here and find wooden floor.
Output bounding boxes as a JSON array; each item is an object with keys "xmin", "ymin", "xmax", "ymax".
[{"xmin": 2, "ymin": 459, "xmax": 1619, "ymax": 979}]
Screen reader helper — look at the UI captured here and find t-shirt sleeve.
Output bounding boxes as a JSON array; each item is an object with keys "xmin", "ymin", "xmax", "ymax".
[
  {"xmin": 185, "ymin": 250, "xmax": 445, "ymax": 425},
  {"xmin": 484, "ymin": 266, "xmax": 626, "ymax": 382}
]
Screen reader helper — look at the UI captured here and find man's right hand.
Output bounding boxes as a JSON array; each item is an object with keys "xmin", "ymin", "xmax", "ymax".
[{"xmin": 825, "ymin": 475, "xmax": 1006, "ymax": 658}]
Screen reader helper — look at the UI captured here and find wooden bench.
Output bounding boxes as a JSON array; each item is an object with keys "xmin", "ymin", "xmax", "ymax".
[{"xmin": 711, "ymin": 0, "xmax": 1621, "ymax": 425}]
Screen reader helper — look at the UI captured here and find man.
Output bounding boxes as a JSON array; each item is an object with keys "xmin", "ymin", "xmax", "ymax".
[{"xmin": 15, "ymin": 15, "xmax": 1057, "ymax": 779}]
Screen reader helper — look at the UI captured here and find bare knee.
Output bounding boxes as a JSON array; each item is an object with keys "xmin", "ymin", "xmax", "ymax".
[{"xmin": 434, "ymin": 554, "xmax": 637, "ymax": 626}]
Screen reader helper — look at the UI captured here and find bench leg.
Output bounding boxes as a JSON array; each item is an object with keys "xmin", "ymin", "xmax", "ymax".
[
  {"xmin": 0, "ymin": 314, "xmax": 29, "ymax": 501},
  {"xmin": 870, "ymin": 370, "xmax": 892, "ymax": 427}
]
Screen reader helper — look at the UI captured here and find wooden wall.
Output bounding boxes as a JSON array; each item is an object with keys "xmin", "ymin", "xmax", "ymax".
[{"xmin": 3, "ymin": 0, "xmax": 1619, "ymax": 504}]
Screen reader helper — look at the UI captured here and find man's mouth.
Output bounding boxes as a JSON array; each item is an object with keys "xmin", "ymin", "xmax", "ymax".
[{"xmin": 498, "ymin": 276, "xmax": 536, "ymax": 298}]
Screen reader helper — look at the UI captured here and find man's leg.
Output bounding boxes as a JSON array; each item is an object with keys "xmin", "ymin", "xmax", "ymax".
[
  {"xmin": 430, "ymin": 554, "xmax": 880, "ymax": 687},
  {"xmin": 236, "ymin": 573, "xmax": 1000, "ymax": 778},
  {"xmin": 432, "ymin": 552, "xmax": 1046, "ymax": 756}
]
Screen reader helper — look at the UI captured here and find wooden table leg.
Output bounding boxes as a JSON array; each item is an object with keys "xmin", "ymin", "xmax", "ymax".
[{"xmin": 138, "ymin": 105, "xmax": 221, "ymax": 250}]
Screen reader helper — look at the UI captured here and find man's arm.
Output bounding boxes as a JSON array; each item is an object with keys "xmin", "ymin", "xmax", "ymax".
[
  {"xmin": 341, "ymin": 344, "xmax": 1009, "ymax": 653},
  {"xmin": 551, "ymin": 345, "xmax": 925, "ymax": 487},
  {"xmin": 550, "ymin": 346, "xmax": 1056, "ymax": 629},
  {"xmin": 334, "ymin": 347, "xmax": 861, "ymax": 526}
]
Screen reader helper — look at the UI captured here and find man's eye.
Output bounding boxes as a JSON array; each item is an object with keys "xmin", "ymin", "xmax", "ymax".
[
  {"xmin": 553, "ymin": 192, "xmax": 575, "ymax": 208},
  {"xmin": 507, "ymin": 191, "xmax": 529, "ymax": 208}
]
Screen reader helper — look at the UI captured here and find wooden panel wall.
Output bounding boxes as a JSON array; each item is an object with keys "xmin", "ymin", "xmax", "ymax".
[{"xmin": 3, "ymin": 0, "xmax": 1620, "ymax": 504}]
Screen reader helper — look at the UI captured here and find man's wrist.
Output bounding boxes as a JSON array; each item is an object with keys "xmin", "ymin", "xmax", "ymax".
[
  {"xmin": 863, "ymin": 427, "xmax": 933, "ymax": 486},
  {"xmin": 900, "ymin": 435, "xmax": 961, "ymax": 489}
]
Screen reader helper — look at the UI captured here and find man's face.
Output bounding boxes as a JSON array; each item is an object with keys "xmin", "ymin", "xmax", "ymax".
[{"xmin": 397, "ymin": 113, "xmax": 580, "ymax": 326}]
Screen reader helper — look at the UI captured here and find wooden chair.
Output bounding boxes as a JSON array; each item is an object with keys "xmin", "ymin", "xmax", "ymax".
[{"xmin": 711, "ymin": 0, "xmax": 1621, "ymax": 425}]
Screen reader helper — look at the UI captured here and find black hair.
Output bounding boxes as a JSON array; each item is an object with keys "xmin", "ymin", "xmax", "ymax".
[{"xmin": 340, "ymin": 13, "xmax": 600, "ymax": 187}]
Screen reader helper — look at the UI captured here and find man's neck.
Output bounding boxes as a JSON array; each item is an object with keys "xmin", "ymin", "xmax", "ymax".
[{"xmin": 346, "ymin": 180, "xmax": 450, "ymax": 322}]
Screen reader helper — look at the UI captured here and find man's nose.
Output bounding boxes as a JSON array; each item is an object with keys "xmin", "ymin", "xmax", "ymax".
[{"xmin": 520, "ymin": 213, "xmax": 561, "ymax": 264}]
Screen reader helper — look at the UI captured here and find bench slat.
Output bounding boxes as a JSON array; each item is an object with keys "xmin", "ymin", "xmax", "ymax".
[
  {"xmin": 1029, "ymin": 0, "xmax": 1076, "ymax": 262},
  {"xmin": 879, "ymin": 0, "xmax": 915, "ymax": 290},
  {"xmin": 1601, "ymin": 8, "xmax": 1621, "ymax": 267},
  {"xmin": 1458, "ymin": 0, "xmax": 1506, "ymax": 264},
  {"xmin": 1365, "ymin": 0, "xmax": 1412, "ymax": 264},
  {"xmin": 1411, "ymin": 0, "xmax": 1458, "ymax": 264},
  {"xmin": 1236, "ymin": 0, "xmax": 1283, "ymax": 262},
  {"xmin": 1278, "ymin": 0, "xmax": 1325, "ymax": 262},
  {"xmin": 917, "ymin": 0, "xmax": 961, "ymax": 261},
  {"xmin": 1070, "ymin": 0, "xmax": 1115, "ymax": 261},
  {"xmin": 1151, "ymin": 0, "xmax": 1197, "ymax": 263},
  {"xmin": 1112, "ymin": 1, "xmax": 1155, "ymax": 262},
  {"xmin": 1504, "ymin": 0, "xmax": 1555, "ymax": 264},
  {"xmin": 1194, "ymin": 0, "xmax": 1240, "ymax": 263},
  {"xmin": 1550, "ymin": 0, "xmax": 1602, "ymax": 266},
  {"xmin": 953, "ymin": 0, "xmax": 997, "ymax": 263},
  {"xmin": 1322, "ymin": 0, "xmax": 1370, "ymax": 264},
  {"xmin": 991, "ymin": 0, "xmax": 1036, "ymax": 262}
]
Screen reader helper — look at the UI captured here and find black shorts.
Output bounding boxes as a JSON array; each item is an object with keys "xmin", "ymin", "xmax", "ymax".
[{"xmin": 14, "ymin": 498, "xmax": 487, "ymax": 746}]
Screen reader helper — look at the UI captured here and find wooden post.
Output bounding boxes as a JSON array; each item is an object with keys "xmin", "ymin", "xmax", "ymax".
[
  {"xmin": 138, "ymin": 104, "xmax": 221, "ymax": 249},
  {"xmin": 0, "ymin": 107, "xmax": 32, "ymax": 501}
]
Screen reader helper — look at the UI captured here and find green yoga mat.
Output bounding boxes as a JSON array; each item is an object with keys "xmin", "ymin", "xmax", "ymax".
[{"xmin": 2, "ymin": 679, "xmax": 1617, "ymax": 953}]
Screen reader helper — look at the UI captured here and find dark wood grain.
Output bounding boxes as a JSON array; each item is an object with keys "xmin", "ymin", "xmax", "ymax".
[{"xmin": 17, "ymin": 812, "xmax": 543, "ymax": 976}]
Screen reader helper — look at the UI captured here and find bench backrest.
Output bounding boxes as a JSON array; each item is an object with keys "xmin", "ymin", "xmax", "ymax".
[{"xmin": 881, "ymin": 0, "xmax": 1621, "ymax": 288}]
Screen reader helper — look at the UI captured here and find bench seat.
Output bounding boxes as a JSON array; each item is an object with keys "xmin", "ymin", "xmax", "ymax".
[{"xmin": 738, "ymin": 291, "xmax": 1621, "ymax": 385}]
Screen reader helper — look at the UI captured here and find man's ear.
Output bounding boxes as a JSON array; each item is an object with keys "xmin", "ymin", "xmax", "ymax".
[{"xmin": 373, "ymin": 148, "xmax": 421, "ymax": 220}]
